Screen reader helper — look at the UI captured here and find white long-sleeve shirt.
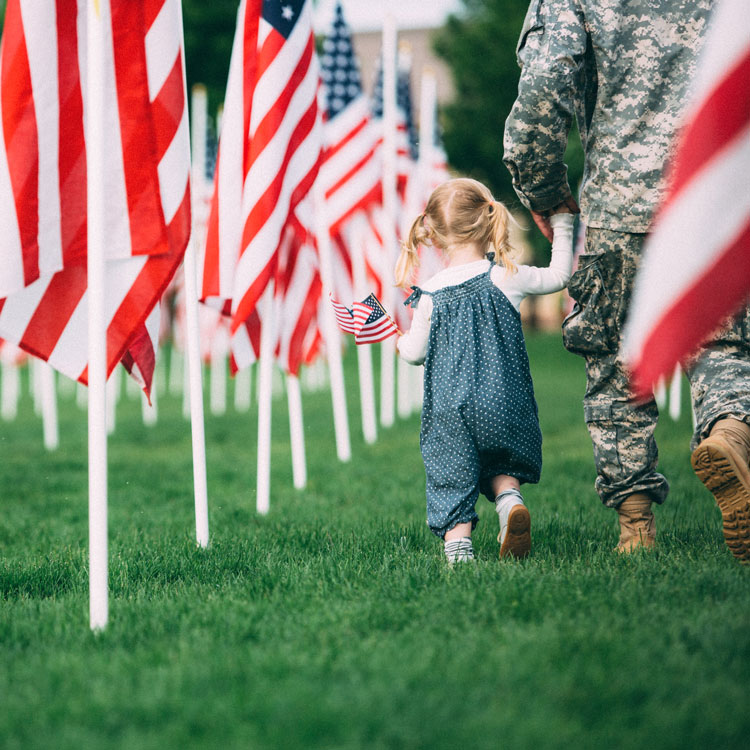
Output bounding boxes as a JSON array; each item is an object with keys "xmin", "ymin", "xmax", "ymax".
[{"xmin": 397, "ymin": 212, "xmax": 575, "ymax": 365}]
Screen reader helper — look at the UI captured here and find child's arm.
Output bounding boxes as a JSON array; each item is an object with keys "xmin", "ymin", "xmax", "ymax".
[
  {"xmin": 506, "ymin": 212, "xmax": 575, "ymax": 296},
  {"xmin": 396, "ymin": 295, "xmax": 434, "ymax": 365}
]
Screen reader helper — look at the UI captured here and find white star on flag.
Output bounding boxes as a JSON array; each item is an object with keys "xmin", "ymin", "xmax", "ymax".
[{"xmin": 282, "ymin": 5, "xmax": 294, "ymax": 20}]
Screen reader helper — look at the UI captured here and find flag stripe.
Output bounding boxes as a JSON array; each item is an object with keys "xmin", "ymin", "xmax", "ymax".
[
  {"xmin": 631, "ymin": 216, "xmax": 750, "ymax": 394},
  {"xmin": 1, "ymin": 0, "xmax": 40, "ymax": 286},
  {"xmin": 666, "ymin": 49, "xmax": 750, "ymax": 205}
]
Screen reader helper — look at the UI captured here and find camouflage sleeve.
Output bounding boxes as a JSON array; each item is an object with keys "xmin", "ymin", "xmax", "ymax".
[{"xmin": 503, "ymin": 0, "xmax": 588, "ymax": 213}]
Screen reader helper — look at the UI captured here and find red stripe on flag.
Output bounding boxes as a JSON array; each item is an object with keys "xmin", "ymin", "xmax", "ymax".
[
  {"xmin": 111, "ymin": 2, "xmax": 167, "ymax": 256},
  {"xmin": 666, "ymin": 49, "xmax": 750, "ymax": 206},
  {"xmin": 245, "ymin": 31, "xmax": 313, "ymax": 174},
  {"xmin": 329, "ymin": 182, "xmax": 382, "ymax": 236},
  {"xmin": 1, "ymin": 0, "xmax": 39, "ymax": 286},
  {"xmin": 286, "ymin": 274, "xmax": 321, "ymax": 376},
  {"xmin": 323, "ymin": 115, "xmax": 368, "ymax": 164},
  {"xmin": 56, "ymin": 0, "xmax": 87, "ymax": 267},
  {"xmin": 239, "ymin": 97, "xmax": 318, "ymax": 254},
  {"xmin": 21, "ymin": 264, "xmax": 87, "ymax": 360},
  {"xmin": 151, "ymin": 56, "xmax": 184, "ymax": 159},
  {"xmin": 631, "ymin": 216, "xmax": 750, "ymax": 397}
]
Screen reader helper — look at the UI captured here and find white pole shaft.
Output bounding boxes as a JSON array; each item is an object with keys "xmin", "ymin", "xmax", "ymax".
[
  {"xmin": 349, "ymin": 216, "xmax": 377, "ymax": 443},
  {"xmin": 32, "ymin": 358, "xmax": 42, "ymax": 416},
  {"xmin": 286, "ymin": 374, "xmax": 307, "ymax": 489},
  {"xmin": 186, "ymin": 82, "xmax": 210, "ymax": 548},
  {"xmin": 1, "ymin": 362, "xmax": 19, "ymax": 421},
  {"xmin": 209, "ymin": 340, "xmax": 228, "ymax": 416},
  {"xmin": 314, "ymin": 185, "xmax": 351, "ymax": 462},
  {"xmin": 397, "ymin": 356, "xmax": 412, "ymax": 418},
  {"xmin": 418, "ymin": 69, "xmax": 437, "ymax": 196},
  {"xmin": 654, "ymin": 378, "xmax": 667, "ymax": 409},
  {"xmin": 106, "ymin": 371, "xmax": 116, "ymax": 435},
  {"xmin": 184, "ymin": 238, "xmax": 209, "ymax": 545},
  {"xmin": 40, "ymin": 362, "xmax": 59, "ymax": 450},
  {"xmin": 380, "ymin": 13, "xmax": 398, "ymax": 428},
  {"xmin": 668, "ymin": 364, "xmax": 682, "ymax": 422},
  {"xmin": 256, "ymin": 284, "xmax": 276, "ymax": 514},
  {"xmin": 169, "ymin": 346, "xmax": 184, "ymax": 395},
  {"xmin": 142, "ymin": 386, "xmax": 158, "ymax": 426},
  {"xmin": 87, "ymin": 0, "xmax": 109, "ymax": 631},
  {"xmin": 234, "ymin": 364, "xmax": 251, "ymax": 412}
]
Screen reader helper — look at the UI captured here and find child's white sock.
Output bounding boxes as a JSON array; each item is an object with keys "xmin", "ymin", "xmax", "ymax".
[
  {"xmin": 495, "ymin": 489, "xmax": 525, "ymax": 546},
  {"xmin": 444, "ymin": 536, "xmax": 475, "ymax": 563}
]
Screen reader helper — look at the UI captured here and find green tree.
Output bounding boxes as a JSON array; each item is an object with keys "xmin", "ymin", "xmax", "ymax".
[{"xmin": 433, "ymin": 0, "xmax": 583, "ymax": 247}]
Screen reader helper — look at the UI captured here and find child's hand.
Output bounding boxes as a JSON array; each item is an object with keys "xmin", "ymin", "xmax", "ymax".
[{"xmin": 531, "ymin": 196, "xmax": 580, "ymax": 241}]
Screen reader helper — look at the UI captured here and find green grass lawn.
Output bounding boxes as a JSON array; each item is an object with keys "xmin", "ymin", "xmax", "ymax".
[{"xmin": 2, "ymin": 334, "xmax": 749, "ymax": 749}]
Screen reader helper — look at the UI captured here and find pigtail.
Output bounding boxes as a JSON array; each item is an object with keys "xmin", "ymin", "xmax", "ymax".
[
  {"xmin": 487, "ymin": 200, "xmax": 517, "ymax": 275},
  {"xmin": 395, "ymin": 213, "xmax": 428, "ymax": 289}
]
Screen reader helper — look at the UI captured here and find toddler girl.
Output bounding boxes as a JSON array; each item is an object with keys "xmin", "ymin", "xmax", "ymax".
[{"xmin": 396, "ymin": 178, "xmax": 574, "ymax": 562}]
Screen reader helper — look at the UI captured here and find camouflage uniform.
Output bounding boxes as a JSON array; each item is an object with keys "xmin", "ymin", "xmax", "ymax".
[{"xmin": 503, "ymin": 0, "xmax": 750, "ymax": 508}]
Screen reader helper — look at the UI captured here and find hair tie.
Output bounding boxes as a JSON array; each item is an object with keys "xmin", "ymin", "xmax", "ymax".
[{"xmin": 487, "ymin": 203, "xmax": 495, "ymax": 215}]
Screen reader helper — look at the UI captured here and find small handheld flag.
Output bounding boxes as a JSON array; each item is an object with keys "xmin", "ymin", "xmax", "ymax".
[{"xmin": 330, "ymin": 293, "xmax": 400, "ymax": 344}]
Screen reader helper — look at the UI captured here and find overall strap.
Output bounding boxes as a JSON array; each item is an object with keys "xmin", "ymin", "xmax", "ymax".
[
  {"xmin": 403, "ymin": 285, "xmax": 432, "ymax": 308},
  {"xmin": 485, "ymin": 251, "xmax": 496, "ymax": 276}
]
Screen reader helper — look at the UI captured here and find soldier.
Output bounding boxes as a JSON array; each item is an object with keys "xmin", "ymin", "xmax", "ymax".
[{"xmin": 503, "ymin": 0, "xmax": 750, "ymax": 561}]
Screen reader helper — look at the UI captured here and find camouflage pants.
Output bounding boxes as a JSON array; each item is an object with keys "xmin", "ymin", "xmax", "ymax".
[{"xmin": 562, "ymin": 228, "xmax": 750, "ymax": 508}]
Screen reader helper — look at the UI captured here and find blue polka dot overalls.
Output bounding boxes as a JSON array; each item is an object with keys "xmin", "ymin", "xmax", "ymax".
[{"xmin": 409, "ymin": 264, "xmax": 542, "ymax": 538}]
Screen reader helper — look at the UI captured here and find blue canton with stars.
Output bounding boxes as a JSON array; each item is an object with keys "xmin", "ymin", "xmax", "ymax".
[
  {"xmin": 262, "ymin": 0, "xmax": 305, "ymax": 40},
  {"xmin": 319, "ymin": 2, "xmax": 363, "ymax": 119}
]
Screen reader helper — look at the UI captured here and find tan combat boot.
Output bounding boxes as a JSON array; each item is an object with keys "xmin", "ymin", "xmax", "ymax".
[
  {"xmin": 691, "ymin": 417, "xmax": 750, "ymax": 563},
  {"xmin": 615, "ymin": 493, "xmax": 655, "ymax": 553}
]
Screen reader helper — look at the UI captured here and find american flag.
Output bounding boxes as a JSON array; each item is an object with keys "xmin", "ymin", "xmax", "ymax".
[
  {"xmin": 0, "ymin": 0, "xmax": 191, "ymax": 396},
  {"xmin": 623, "ymin": 0, "xmax": 750, "ymax": 396},
  {"xmin": 330, "ymin": 293, "xmax": 399, "ymax": 344},
  {"xmin": 318, "ymin": 1, "xmax": 381, "ymax": 236},
  {"xmin": 201, "ymin": 0, "xmax": 322, "ymax": 341}
]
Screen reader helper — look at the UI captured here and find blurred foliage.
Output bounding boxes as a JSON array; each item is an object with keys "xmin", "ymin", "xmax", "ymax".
[
  {"xmin": 182, "ymin": 0, "xmax": 238, "ymax": 117},
  {"xmin": 433, "ymin": 0, "xmax": 584, "ymax": 253}
]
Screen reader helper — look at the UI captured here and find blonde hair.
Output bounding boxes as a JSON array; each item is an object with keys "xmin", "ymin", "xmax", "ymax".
[{"xmin": 394, "ymin": 177, "xmax": 517, "ymax": 289}]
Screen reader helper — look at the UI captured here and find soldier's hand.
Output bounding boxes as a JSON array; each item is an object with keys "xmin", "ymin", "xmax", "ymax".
[{"xmin": 531, "ymin": 196, "xmax": 580, "ymax": 241}]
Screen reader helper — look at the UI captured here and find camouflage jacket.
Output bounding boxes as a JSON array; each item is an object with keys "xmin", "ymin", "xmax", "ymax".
[{"xmin": 503, "ymin": 0, "xmax": 713, "ymax": 232}]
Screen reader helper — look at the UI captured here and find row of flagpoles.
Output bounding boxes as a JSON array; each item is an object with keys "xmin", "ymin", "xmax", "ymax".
[{"xmin": 0, "ymin": 0, "xmax": 449, "ymax": 630}]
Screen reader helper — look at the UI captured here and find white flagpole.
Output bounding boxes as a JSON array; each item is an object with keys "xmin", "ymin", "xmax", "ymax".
[
  {"xmin": 209, "ymin": 326, "xmax": 229, "ymax": 416},
  {"xmin": 668, "ymin": 364, "xmax": 682, "ymax": 422},
  {"xmin": 256, "ymin": 284, "xmax": 276, "ymax": 514},
  {"xmin": 87, "ymin": 0, "xmax": 109, "ymax": 631},
  {"xmin": 1, "ymin": 362, "xmax": 19, "ymax": 421},
  {"xmin": 106, "ymin": 370, "xmax": 117, "ymax": 435},
  {"xmin": 379, "ymin": 13, "xmax": 398, "ymax": 428},
  {"xmin": 142, "ymin": 386, "xmax": 158, "ymax": 426},
  {"xmin": 405, "ymin": 68, "xmax": 438, "ymax": 415},
  {"xmin": 348, "ymin": 215, "xmax": 377, "ymax": 444},
  {"xmin": 286, "ymin": 373, "xmax": 307, "ymax": 489},
  {"xmin": 314, "ymin": 185, "xmax": 352, "ymax": 462},
  {"xmin": 234, "ymin": 364, "xmax": 251, "ymax": 412},
  {"xmin": 40, "ymin": 362, "xmax": 59, "ymax": 451},
  {"xmin": 186, "ymin": 82, "xmax": 210, "ymax": 547},
  {"xmin": 32, "ymin": 357, "xmax": 42, "ymax": 416},
  {"xmin": 169, "ymin": 345, "xmax": 184, "ymax": 396}
]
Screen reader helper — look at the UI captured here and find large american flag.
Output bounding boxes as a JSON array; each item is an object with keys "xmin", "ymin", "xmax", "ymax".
[
  {"xmin": 201, "ymin": 0, "xmax": 322, "ymax": 343},
  {"xmin": 0, "ymin": 0, "xmax": 191, "ymax": 396},
  {"xmin": 623, "ymin": 0, "xmax": 750, "ymax": 395}
]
